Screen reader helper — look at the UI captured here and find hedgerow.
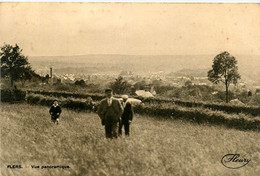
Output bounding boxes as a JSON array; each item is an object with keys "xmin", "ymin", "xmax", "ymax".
[
  {"xmin": 26, "ymin": 94, "xmax": 260, "ymax": 131},
  {"xmin": 1, "ymin": 89, "xmax": 26, "ymax": 102},
  {"xmin": 26, "ymin": 94, "xmax": 94, "ymax": 111},
  {"xmin": 27, "ymin": 90, "xmax": 260, "ymax": 116},
  {"xmin": 26, "ymin": 90, "xmax": 105, "ymax": 101},
  {"xmin": 134, "ymin": 103, "xmax": 260, "ymax": 131},
  {"xmin": 141, "ymin": 97, "xmax": 260, "ymax": 116}
]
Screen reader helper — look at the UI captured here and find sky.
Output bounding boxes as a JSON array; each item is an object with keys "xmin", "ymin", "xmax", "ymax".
[{"xmin": 0, "ymin": 3, "xmax": 260, "ymax": 56}]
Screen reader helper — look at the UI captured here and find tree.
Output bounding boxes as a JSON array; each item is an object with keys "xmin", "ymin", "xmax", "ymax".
[
  {"xmin": 44, "ymin": 74, "xmax": 50, "ymax": 84},
  {"xmin": 185, "ymin": 80, "xmax": 192, "ymax": 87},
  {"xmin": 208, "ymin": 51, "xmax": 240, "ymax": 103},
  {"xmin": 20, "ymin": 67, "xmax": 33, "ymax": 86},
  {"xmin": 75, "ymin": 79, "xmax": 86, "ymax": 87},
  {"xmin": 110, "ymin": 76, "xmax": 130, "ymax": 94},
  {"xmin": 1, "ymin": 44, "xmax": 33, "ymax": 87}
]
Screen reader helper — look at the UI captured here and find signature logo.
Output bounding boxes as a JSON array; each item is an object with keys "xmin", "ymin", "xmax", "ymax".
[{"xmin": 221, "ymin": 154, "xmax": 251, "ymax": 169}]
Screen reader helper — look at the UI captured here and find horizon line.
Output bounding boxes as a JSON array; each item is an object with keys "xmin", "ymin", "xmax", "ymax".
[{"xmin": 28, "ymin": 53, "xmax": 260, "ymax": 57}]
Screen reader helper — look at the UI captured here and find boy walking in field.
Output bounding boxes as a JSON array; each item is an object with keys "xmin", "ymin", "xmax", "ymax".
[{"xmin": 49, "ymin": 100, "xmax": 62, "ymax": 125}]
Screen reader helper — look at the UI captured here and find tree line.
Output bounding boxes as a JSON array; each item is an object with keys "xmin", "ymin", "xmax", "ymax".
[{"xmin": 1, "ymin": 43, "xmax": 241, "ymax": 103}]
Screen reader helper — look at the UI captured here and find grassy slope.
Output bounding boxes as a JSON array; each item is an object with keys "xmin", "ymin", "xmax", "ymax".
[{"xmin": 1, "ymin": 103, "xmax": 259, "ymax": 176}]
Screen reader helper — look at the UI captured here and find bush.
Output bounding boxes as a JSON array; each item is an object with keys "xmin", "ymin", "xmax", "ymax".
[
  {"xmin": 26, "ymin": 89, "xmax": 260, "ymax": 116},
  {"xmin": 26, "ymin": 94, "xmax": 94, "ymax": 111},
  {"xmin": 141, "ymin": 97, "xmax": 260, "ymax": 116},
  {"xmin": 1, "ymin": 89, "xmax": 26, "ymax": 102},
  {"xmin": 28, "ymin": 90, "xmax": 260, "ymax": 116},
  {"xmin": 27, "ymin": 90, "xmax": 105, "ymax": 101},
  {"xmin": 75, "ymin": 80, "xmax": 86, "ymax": 87},
  {"xmin": 133, "ymin": 103, "xmax": 260, "ymax": 131}
]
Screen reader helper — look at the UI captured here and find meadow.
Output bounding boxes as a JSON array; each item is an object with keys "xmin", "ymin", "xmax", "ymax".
[{"xmin": 1, "ymin": 103, "xmax": 260, "ymax": 176}]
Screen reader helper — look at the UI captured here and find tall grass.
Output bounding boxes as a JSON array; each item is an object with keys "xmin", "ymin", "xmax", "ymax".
[{"xmin": 1, "ymin": 103, "xmax": 259, "ymax": 176}]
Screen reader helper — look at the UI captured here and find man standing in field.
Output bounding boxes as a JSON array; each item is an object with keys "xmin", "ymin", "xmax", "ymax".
[
  {"xmin": 119, "ymin": 95, "xmax": 134, "ymax": 136},
  {"xmin": 49, "ymin": 100, "xmax": 62, "ymax": 125},
  {"xmin": 97, "ymin": 88, "xmax": 123, "ymax": 138}
]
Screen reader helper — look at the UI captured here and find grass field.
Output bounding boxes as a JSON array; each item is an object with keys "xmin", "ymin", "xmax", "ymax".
[{"xmin": 1, "ymin": 103, "xmax": 259, "ymax": 176}]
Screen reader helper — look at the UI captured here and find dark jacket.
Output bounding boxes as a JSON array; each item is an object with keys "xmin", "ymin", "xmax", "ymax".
[
  {"xmin": 49, "ymin": 105, "xmax": 62, "ymax": 117},
  {"xmin": 97, "ymin": 98, "xmax": 123, "ymax": 123},
  {"xmin": 122, "ymin": 102, "xmax": 134, "ymax": 121}
]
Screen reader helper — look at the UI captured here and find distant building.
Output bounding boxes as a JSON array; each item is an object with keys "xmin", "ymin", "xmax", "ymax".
[
  {"xmin": 143, "ymin": 84, "xmax": 156, "ymax": 95},
  {"xmin": 50, "ymin": 67, "xmax": 52, "ymax": 78},
  {"xmin": 254, "ymin": 86, "xmax": 260, "ymax": 95},
  {"xmin": 135, "ymin": 90, "xmax": 154, "ymax": 98},
  {"xmin": 50, "ymin": 74, "xmax": 61, "ymax": 85},
  {"xmin": 230, "ymin": 99, "xmax": 244, "ymax": 106},
  {"xmin": 171, "ymin": 82, "xmax": 182, "ymax": 88},
  {"xmin": 192, "ymin": 83, "xmax": 207, "ymax": 86}
]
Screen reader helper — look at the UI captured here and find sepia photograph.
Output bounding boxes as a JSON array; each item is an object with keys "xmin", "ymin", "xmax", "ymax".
[{"xmin": 1, "ymin": 2, "xmax": 260, "ymax": 176}]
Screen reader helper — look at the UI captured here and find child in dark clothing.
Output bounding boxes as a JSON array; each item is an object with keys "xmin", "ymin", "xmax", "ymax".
[{"xmin": 49, "ymin": 100, "xmax": 62, "ymax": 125}]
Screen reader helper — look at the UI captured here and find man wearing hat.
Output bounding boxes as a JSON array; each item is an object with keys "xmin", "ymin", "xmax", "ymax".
[
  {"xmin": 97, "ymin": 88, "xmax": 123, "ymax": 138},
  {"xmin": 119, "ymin": 95, "xmax": 134, "ymax": 136}
]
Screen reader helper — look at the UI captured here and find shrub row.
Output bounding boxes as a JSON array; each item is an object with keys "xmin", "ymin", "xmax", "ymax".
[
  {"xmin": 26, "ymin": 94, "xmax": 94, "ymax": 111},
  {"xmin": 27, "ymin": 90, "xmax": 105, "ymax": 101},
  {"xmin": 27, "ymin": 89, "xmax": 260, "ymax": 116},
  {"xmin": 141, "ymin": 97, "xmax": 260, "ymax": 116},
  {"xmin": 1, "ymin": 89, "xmax": 26, "ymax": 103},
  {"xmin": 134, "ymin": 103, "xmax": 260, "ymax": 131},
  {"xmin": 27, "ymin": 94, "xmax": 260, "ymax": 131}
]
